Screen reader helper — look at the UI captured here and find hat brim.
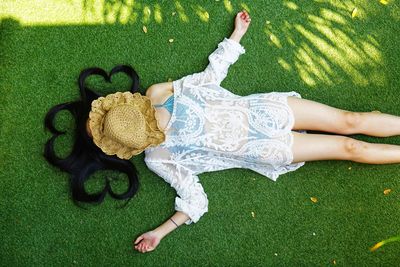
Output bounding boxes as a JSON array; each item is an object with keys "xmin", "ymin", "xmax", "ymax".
[{"xmin": 88, "ymin": 92, "xmax": 166, "ymax": 159}]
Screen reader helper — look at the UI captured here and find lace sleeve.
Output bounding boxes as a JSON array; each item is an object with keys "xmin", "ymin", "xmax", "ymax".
[
  {"xmin": 178, "ymin": 37, "xmax": 246, "ymax": 87},
  {"xmin": 144, "ymin": 159, "xmax": 209, "ymax": 225}
]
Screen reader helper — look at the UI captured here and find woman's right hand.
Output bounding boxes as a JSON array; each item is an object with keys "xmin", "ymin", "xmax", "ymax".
[{"xmin": 133, "ymin": 230, "xmax": 161, "ymax": 253}]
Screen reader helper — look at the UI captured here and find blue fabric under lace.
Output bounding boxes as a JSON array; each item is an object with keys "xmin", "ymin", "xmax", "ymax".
[{"xmin": 153, "ymin": 94, "xmax": 174, "ymax": 114}]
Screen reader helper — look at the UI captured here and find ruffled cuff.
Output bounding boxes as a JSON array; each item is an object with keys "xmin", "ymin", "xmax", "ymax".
[
  {"xmin": 223, "ymin": 37, "xmax": 246, "ymax": 55},
  {"xmin": 175, "ymin": 196, "xmax": 208, "ymax": 225},
  {"xmin": 211, "ymin": 37, "xmax": 246, "ymax": 65}
]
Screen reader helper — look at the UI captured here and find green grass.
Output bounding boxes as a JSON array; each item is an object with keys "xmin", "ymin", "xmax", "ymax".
[{"xmin": 1, "ymin": 0, "xmax": 400, "ymax": 265}]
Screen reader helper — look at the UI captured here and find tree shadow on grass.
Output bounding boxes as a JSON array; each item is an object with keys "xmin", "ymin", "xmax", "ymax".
[
  {"xmin": 81, "ymin": 0, "xmax": 250, "ymax": 25},
  {"xmin": 263, "ymin": 0, "xmax": 399, "ymax": 88}
]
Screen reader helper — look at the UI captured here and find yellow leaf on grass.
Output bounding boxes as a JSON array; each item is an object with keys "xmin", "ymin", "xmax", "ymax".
[
  {"xmin": 310, "ymin": 197, "xmax": 318, "ymax": 203},
  {"xmin": 380, "ymin": 0, "xmax": 389, "ymax": 5},
  {"xmin": 370, "ymin": 236, "xmax": 400, "ymax": 251},
  {"xmin": 142, "ymin": 26, "xmax": 148, "ymax": 33},
  {"xmin": 251, "ymin": 211, "xmax": 255, "ymax": 218},
  {"xmin": 168, "ymin": 38, "xmax": 174, "ymax": 43},
  {"xmin": 370, "ymin": 241, "xmax": 384, "ymax": 251},
  {"xmin": 383, "ymin": 188, "xmax": 392, "ymax": 195},
  {"xmin": 351, "ymin": 7, "xmax": 358, "ymax": 18}
]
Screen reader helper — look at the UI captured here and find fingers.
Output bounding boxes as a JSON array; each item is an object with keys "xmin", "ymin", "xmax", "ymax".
[
  {"xmin": 238, "ymin": 10, "xmax": 251, "ymax": 23},
  {"xmin": 134, "ymin": 235, "xmax": 143, "ymax": 245},
  {"xmin": 239, "ymin": 10, "xmax": 249, "ymax": 17},
  {"xmin": 141, "ymin": 243, "xmax": 147, "ymax": 253},
  {"xmin": 135, "ymin": 242, "xmax": 145, "ymax": 253},
  {"xmin": 140, "ymin": 244, "xmax": 151, "ymax": 253},
  {"xmin": 133, "ymin": 241, "xmax": 152, "ymax": 253}
]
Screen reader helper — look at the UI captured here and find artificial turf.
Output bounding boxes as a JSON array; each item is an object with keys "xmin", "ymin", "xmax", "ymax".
[{"xmin": 1, "ymin": 0, "xmax": 400, "ymax": 265}]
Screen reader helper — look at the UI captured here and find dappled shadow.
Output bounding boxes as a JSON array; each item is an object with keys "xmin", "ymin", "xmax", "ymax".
[
  {"xmin": 81, "ymin": 0, "xmax": 250, "ymax": 25},
  {"xmin": 263, "ymin": 0, "xmax": 396, "ymax": 87},
  {"xmin": 1, "ymin": 0, "xmax": 251, "ymax": 26}
]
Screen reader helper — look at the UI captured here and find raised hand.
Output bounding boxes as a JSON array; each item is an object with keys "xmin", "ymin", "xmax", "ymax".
[
  {"xmin": 234, "ymin": 10, "xmax": 251, "ymax": 37},
  {"xmin": 133, "ymin": 230, "xmax": 161, "ymax": 253}
]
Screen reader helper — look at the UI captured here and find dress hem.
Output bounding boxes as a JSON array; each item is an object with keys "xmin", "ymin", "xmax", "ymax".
[{"xmin": 269, "ymin": 91, "xmax": 307, "ymax": 181}]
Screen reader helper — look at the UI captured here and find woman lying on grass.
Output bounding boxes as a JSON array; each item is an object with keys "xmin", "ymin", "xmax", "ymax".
[{"xmin": 44, "ymin": 10, "xmax": 400, "ymax": 253}]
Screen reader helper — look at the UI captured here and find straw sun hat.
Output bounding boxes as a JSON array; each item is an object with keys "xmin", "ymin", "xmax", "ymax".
[{"xmin": 87, "ymin": 91, "xmax": 166, "ymax": 159}]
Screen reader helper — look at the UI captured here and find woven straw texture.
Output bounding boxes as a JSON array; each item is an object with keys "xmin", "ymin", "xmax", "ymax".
[{"xmin": 88, "ymin": 91, "xmax": 165, "ymax": 159}]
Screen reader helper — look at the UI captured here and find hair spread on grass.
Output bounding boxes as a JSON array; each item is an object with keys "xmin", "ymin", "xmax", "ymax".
[{"xmin": 43, "ymin": 65, "xmax": 141, "ymax": 208}]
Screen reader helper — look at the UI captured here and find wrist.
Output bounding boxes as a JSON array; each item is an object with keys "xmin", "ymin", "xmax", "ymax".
[
  {"xmin": 229, "ymin": 30, "xmax": 243, "ymax": 43},
  {"xmin": 152, "ymin": 228, "xmax": 166, "ymax": 239}
]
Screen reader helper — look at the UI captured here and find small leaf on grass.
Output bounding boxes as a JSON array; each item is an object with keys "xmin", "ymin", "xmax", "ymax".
[
  {"xmin": 380, "ymin": 0, "xmax": 389, "ymax": 5},
  {"xmin": 348, "ymin": 166, "xmax": 352, "ymax": 170},
  {"xmin": 370, "ymin": 241, "xmax": 384, "ymax": 251},
  {"xmin": 251, "ymin": 211, "xmax": 255, "ymax": 218},
  {"xmin": 351, "ymin": 7, "xmax": 358, "ymax": 18},
  {"xmin": 168, "ymin": 38, "xmax": 174, "ymax": 43},
  {"xmin": 142, "ymin": 26, "xmax": 148, "ymax": 33},
  {"xmin": 383, "ymin": 188, "xmax": 391, "ymax": 195},
  {"xmin": 310, "ymin": 197, "xmax": 318, "ymax": 203},
  {"xmin": 370, "ymin": 236, "xmax": 400, "ymax": 251}
]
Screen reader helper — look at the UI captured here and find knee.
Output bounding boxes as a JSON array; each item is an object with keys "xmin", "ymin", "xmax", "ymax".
[
  {"xmin": 341, "ymin": 112, "xmax": 363, "ymax": 134},
  {"xmin": 343, "ymin": 138, "xmax": 367, "ymax": 160}
]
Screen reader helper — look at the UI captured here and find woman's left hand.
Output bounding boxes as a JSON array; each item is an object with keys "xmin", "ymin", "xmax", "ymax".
[{"xmin": 234, "ymin": 10, "xmax": 251, "ymax": 37}]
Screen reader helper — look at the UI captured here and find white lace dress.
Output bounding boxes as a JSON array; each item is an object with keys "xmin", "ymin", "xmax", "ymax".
[{"xmin": 144, "ymin": 38, "xmax": 306, "ymax": 225}]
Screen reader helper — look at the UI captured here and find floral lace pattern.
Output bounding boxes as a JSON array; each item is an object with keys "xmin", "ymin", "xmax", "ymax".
[{"xmin": 144, "ymin": 38, "xmax": 306, "ymax": 225}]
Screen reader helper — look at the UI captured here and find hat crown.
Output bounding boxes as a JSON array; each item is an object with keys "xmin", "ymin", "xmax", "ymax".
[
  {"xmin": 103, "ymin": 105, "xmax": 148, "ymax": 149},
  {"xmin": 88, "ymin": 91, "xmax": 166, "ymax": 159}
]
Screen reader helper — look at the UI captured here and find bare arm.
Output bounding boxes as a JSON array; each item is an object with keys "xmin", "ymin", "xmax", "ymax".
[
  {"xmin": 154, "ymin": 211, "xmax": 190, "ymax": 238},
  {"xmin": 229, "ymin": 10, "xmax": 251, "ymax": 44},
  {"xmin": 133, "ymin": 211, "xmax": 189, "ymax": 253}
]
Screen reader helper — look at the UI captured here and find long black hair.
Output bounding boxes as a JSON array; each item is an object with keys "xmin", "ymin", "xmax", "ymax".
[{"xmin": 43, "ymin": 65, "xmax": 142, "ymax": 208}]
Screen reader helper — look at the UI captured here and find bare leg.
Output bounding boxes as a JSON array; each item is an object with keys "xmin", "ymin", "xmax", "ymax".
[
  {"xmin": 287, "ymin": 96, "xmax": 400, "ymax": 137},
  {"xmin": 291, "ymin": 131, "xmax": 400, "ymax": 164}
]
